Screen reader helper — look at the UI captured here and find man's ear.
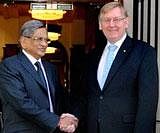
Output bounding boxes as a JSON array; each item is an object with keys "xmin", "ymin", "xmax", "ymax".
[
  {"xmin": 19, "ymin": 36, "xmax": 27, "ymax": 49},
  {"xmin": 99, "ymin": 22, "xmax": 102, "ymax": 30},
  {"xmin": 125, "ymin": 16, "xmax": 130, "ymax": 29},
  {"xmin": 19, "ymin": 36, "xmax": 24, "ymax": 43}
]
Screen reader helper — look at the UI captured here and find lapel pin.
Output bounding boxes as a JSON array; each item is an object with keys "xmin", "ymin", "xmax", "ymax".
[{"xmin": 123, "ymin": 50, "xmax": 126, "ymax": 53}]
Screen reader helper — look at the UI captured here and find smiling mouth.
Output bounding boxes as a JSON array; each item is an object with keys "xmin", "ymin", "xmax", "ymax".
[
  {"xmin": 39, "ymin": 48, "xmax": 46, "ymax": 52},
  {"xmin": 109, "ymin": 29, "xmax": 118, "ymax": 31}
]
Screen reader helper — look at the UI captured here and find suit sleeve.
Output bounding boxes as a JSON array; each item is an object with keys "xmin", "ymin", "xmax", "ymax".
[
  {"xmin": 0, "ymin": 62, "xmax": 60, "ymax": 132},
  {"xmin": 134, "ymin": 47, "xmax": 159, "ymax": 133}
]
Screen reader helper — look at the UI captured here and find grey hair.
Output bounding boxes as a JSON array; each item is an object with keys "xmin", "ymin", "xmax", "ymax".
[
  {"xmin": 20, "ymin": 20, "xmax": 45, "ymax": 37},
  {"xmin": 98, "ymin": 2, "xmax": 128, "ymax": 21}
]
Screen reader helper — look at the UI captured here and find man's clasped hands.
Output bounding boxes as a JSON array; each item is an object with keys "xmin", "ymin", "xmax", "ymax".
[{"xmin": 58, "ymin": 113, "xmax": 79, "ymax": 133}]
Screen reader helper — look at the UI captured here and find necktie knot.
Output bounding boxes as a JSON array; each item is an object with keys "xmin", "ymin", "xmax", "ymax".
[
  {"xmin": 108, "ymin": 44, "xmax": 117, "ymax": 52},
  {"xmin": 35, "ymin": 61, "xmax": 41, "ymax": 71},
  {"xmin": 34, "ymin": 61, "xmax": 46, "ymax": 88}
]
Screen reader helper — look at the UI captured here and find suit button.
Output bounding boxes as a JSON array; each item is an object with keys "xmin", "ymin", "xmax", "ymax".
[
  {"xmin": 98, "ymin": 118, "xmax": 101, "ymax": 123},
  {"xmin": 100, "ymin": 96, "xmax": 103, "ymax": 100}
]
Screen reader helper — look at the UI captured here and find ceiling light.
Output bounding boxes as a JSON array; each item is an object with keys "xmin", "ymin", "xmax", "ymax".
[
  {"xmin": 29, "ymin": 9, "xmax": 66, "ymax": 20},
  {"xmin": 29, "ymin": 3, "xmax": 73, "ymax": 20},
  {"xmin": 47, "ymin": 24, "xmax": 62, "ymax": 41},
  {"xmin": 48, "ymin": 32, "xmax": 61, "ymax": 41},
  {"xmin": 45, "ymin": 47, "xmax": 57, "ymax": 54}
]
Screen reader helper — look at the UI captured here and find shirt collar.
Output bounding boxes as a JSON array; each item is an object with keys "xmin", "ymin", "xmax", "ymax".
[
  {"xmin": 22, "ymin": 49, "xmax": 42, "ymax": 65},
  {"xmin": 107, "ymin": 33, "xmax": 127, "ymax": 49}
]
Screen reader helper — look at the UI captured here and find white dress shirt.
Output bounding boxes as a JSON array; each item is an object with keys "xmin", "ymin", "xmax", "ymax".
[{"xmin": 97, "ymin": 34, "xmax": 127, "ymax": 89}]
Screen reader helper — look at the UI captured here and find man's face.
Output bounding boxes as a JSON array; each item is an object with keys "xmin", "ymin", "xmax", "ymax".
[
  {"xmin": 99, "ymin": 7, "xmax": 129, "ymax": 43},
  {"xmin": 20, "ymin": 28, "xmax": 48, "ymax": 59}
]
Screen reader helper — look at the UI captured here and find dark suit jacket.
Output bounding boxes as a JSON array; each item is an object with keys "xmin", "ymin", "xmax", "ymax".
[
  {"xmin": 75, "ymin": 36, "xmax": 159, "ymax": 133},
  {"xmin": 0, "ymin": 52, "xmax": 68, "ymax": 133}
]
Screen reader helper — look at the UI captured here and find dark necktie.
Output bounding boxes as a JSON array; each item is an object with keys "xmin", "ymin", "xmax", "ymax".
[
  {"xmin": 35, "ymin": 61, "xmax": 54, "ymax": 112},
  {"xmin": 35, "ymin": 61, "xmax": 47, "ymax": 89}
]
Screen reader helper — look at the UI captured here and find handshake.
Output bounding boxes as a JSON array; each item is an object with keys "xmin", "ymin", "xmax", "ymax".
[{"xmin": 58, "ymin": 113, "xmax": 79, "ymax": 133}]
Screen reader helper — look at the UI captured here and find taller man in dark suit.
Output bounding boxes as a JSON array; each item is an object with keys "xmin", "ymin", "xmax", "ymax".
[
  {"xmin": 72, "ymin": 2, "xmax": 159, "ymax": 133},
  {"xmin": 0, "ymin": 20, "xmax": 78, "ymax": 133}
]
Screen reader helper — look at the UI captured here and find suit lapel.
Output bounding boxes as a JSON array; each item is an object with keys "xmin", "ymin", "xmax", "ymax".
[
  {"xmin": 103, "ymin": 36, "xmax": 134, "ymax": 90},
  {"xmin": 42, "ymin": 62, "xmax": 55, "ymax": 97},
  {"xmin": 89, "ymin": 45, "xmax": 106, "ymax": 91},
  {"xmin": 17, "ymin": 52, "xmax": 48, "ymax": 93}
]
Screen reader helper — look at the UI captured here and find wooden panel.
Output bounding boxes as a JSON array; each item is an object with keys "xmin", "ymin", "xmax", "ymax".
[{"xmin": 0, "ymin": 4, "xmax": 30, "ymax": 18}]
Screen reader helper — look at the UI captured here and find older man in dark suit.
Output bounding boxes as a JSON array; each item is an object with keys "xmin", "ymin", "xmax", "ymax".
[
  {"xmin": 0, "ymin": 20, "xmax": 78, "ymax": 133},
  {"xmin": 72, "ymin": 2, "xmax": 159, "ymax": 133}
]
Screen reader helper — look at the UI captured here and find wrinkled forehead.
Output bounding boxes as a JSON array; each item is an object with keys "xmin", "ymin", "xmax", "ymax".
[{"xmin": 32, "ymin": 28, "xmax": 48, "ymax": 37}]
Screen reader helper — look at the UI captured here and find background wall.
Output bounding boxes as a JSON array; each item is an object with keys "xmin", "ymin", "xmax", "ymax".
[
  {"xmin": 0, "ymin": 16, "xmax": 32, "ymax": 59},
  {"xmin": 0, "ymin": 16, "xmax": 85, "ymax": 60}
]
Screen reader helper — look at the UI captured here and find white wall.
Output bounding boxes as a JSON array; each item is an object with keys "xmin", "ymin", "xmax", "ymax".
[{"xmin": 123, "ymin": 0, "xmax": 133, "ymax": 37}]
